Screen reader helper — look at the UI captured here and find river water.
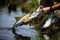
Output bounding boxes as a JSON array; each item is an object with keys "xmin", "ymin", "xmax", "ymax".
[{"xmin": 0, "ymin": 7, "xmax": 41, "ymax": 40}]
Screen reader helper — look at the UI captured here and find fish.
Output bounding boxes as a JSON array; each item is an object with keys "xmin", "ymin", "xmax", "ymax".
[{"xmin": 15, "ymin": 5, "xmax": 43, "ymax": 26}]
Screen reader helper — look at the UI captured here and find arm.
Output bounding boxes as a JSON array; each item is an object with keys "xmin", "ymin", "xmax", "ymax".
[
  {"xmin": 40, "ymin": 0, "xmax": 60, "ymax": 13},
  {"xmin": 52, "ymin": 3, "xmax": 60, "ymax": 10},
  {"xmin": 42, "ymin": 3, "xmax": 60, "ymax": 13}
]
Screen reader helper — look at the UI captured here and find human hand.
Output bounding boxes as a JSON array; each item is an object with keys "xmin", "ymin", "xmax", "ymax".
[
  {"xmin": 21, "ymin": 19, "xmax": 27, "ymax": 24},
  {"xmin": 42, "ymin": 7, "xmax": 51, "ymax": 13}
]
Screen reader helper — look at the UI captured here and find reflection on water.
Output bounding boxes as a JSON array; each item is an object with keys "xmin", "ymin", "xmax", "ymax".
[
  {"xmin": 13, "ymin": 24, "xmax": 40, "ymax": 40},
  {"xmin": 0, "ymin": 26, "xmax": 41, "ymax": 40},
  {"xmin": 0, "ymin": 28, "xmax": 43, "ymax": 40},
  {"xmin": 0, "ymin": 27, "xmax": 15, "ymax": 40}
]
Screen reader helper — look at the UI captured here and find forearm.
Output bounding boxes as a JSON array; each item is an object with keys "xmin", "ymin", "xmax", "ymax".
[{"xmin": 52, "ymin": 3, "xmax": 60, "ymax": 10}]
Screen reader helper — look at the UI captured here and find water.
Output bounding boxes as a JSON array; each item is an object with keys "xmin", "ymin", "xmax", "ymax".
[
  {"xmin": 0, "ymin": 7, "xmax": 40, "ymax": 40},
  {"xmin": 0, "ymin": 28, "xmax": 15, "ymax": 40},
  {"xmin": 0, "ymin": 7, "xmax": 25, "ymax": 40},
  {"xmin": 14, "ymin": 24, "xmax": 40, "ymax": 40}
]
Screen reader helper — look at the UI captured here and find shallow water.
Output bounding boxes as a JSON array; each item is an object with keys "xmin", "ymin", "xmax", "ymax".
[
  {"xmin": 0, "ymin": 7, "xmax": 24, "ymax": 40},
  {"xmin": 0, "ymin": 7, "xmax": 41, "ymax": 40}
]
